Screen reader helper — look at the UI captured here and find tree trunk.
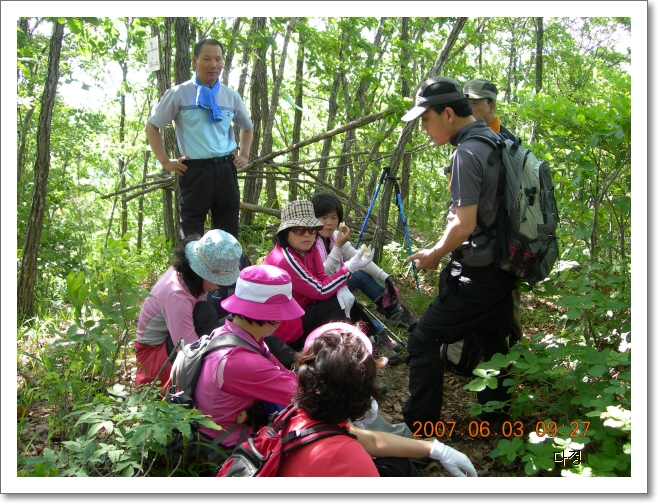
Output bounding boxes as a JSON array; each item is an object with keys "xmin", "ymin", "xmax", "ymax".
[
  {"xmin": 152, "ymin": 20, "xmax": 177, "ymax": 244},
  {"xmin": 289, "ymin": 27, "xmax": 305, "ymax": 201},
  {"xmin": 334, "ymin": 71, "xmax": 353, "ymax": 193},
  {"xmin": 17, "ymin": 18, "xmax": 37, "ymax": 183},
  {"xmin": 119, "ymin": 60, "xmax": 129, "ymax": 239},
  {"xmin": 397, "ymin": 17, "xmax": 412, "ymax": 236},
  {"xmin": 332, "ymin": 29, "xmax": 353, "ymax": 192},
  {"xmin": 264, "ymin": 17, "xmax": 297, "ymax": 208},
  {"xmin": 18, "ymin": 20, "xmax": 64, "ymax": 318},
  {"xmin": 235, "ymin": 17, "xmax": 254, "ymax": 147},
  {"xmin": 17, "ymin": 106, "xmax": 35, "ymax": 183},
  {"xmin": 241, "ymin": 17, "xmax": 267, "ymax": 226},
  {"xmin": 531, "ymin": 17, "xmax": 544, "ymax": 143},
  {"xmin": 222, "ymin": 18, "xmax": 243, "ymax": 86},
  {"xmin": 317, "ymin": 74, "xmax": 340, "ymax": 183},
  {"xmin": 173, "ymin": 18, "xmax": 191, "ymax": 237},
  {"xmin": 372, "ymin": 17, "xmax": 466, "ymax": 263},
  {"xmin": 174, "ymin": 17, "xmax": 191, "ymax": 85},
  {"xmin": 137, "ymin": 149, "xmax": 149, "ymax": 251},
  {"xmin": 504, "ymin": 19, "xmax": 518, "ymax": 103}
]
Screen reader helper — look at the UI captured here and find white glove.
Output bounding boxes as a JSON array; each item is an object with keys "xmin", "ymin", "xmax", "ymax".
[
  {"xmin": 430, "ymin": 439, "xmax": 478, "ymax": 477},
  {"xmin": 344, "ymin": 246, "xmax": 373, "ymax": 273},
  {"xmin": 336, "ymin": 286, "xmax": 355, "ymax": 318},
  {"xmin": 352, "ymin": 398, "xmax": 378, "ymax": 428}
]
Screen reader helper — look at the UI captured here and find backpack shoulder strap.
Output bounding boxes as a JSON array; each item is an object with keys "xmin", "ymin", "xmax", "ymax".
[
  {"xmin": 280, "ymin": 424, "xmax": 357, "ymax": 456},
  {"xmin": 460, "ymin": 132, "xmax": 507, "ymax": 247},
  {"xmin": 272, "ymin": 404, "xmax": 357, "ymax": 456},
  {"xmin": 203, "ymin": 332, "xmax": 265, "ymax": 358},
  {"xmin": 177, "ymin": 333, "xmax": 265, "ymax": 405},
  {"xmin": 271, "ymin": 403, "xmax": 299, "ymax": 430}
]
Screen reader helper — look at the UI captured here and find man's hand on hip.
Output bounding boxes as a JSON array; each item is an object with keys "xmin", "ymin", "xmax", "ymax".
[
  {"xmin": 233, "ymin": 152, "xmax": 249, "ymax": 170},
  {"xmin": 163, "ymin": 157, "xmax": 189, "ymax": 176}
]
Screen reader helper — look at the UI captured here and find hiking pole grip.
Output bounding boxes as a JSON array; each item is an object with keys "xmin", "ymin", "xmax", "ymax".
[{"xmin": 237, "ymin": 410, "xmax": 249, "ymax": 424}]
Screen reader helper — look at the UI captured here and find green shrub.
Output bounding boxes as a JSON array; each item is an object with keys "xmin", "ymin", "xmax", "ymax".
[
  {"xmin": 18, "ymin": 384, "xmax": 223, "ymax": 477},
  {"xmin": 465, "ymin": 333, "xmax": 631, "ymax": 476}
]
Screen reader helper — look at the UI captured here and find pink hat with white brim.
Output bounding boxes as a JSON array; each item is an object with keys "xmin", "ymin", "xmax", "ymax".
[
  {"xmin": 304, "ymin": 322, "xmax": 373, "ymax": 355},
  {"xmin": 221, "ymin": 265, "xmax": 304, "ymax": 321}
]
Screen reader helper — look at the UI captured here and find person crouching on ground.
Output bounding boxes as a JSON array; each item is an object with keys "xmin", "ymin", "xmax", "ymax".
[
  {"xmin": 193, "ymin": 264, "xmax": 304, "ymax": 448},
  {"xmin": 262, "ymin": 199, "xmax": 399, "ymax": 367},
  {"xmin": 134, "ymin": 229, "xmax": 242, "ymax": 387},
  {"xmin": 275, "ymin": 322, "xmax": 478, "ymax": 477}
]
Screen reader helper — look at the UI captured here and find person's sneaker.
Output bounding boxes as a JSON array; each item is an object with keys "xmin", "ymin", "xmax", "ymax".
[
  {"xmin": 383, "ymin": 304, "xmax": 418, "ymax": 329},
  {"xmin": 370, "ymin": 336, "xmax": 401, "ymax": 366},
  {"xmin": 373, "ymin": 330, "xmax": 401, "ymax": 353}
]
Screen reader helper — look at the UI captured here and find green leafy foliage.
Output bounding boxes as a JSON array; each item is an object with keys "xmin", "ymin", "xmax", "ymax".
[
  {"xmin": 18, "ymin": 384, "xmax": 221, "ymax": 477},
  {"xmin": 18, "ymin": 235, "xmax": 152, "ymax": 436},
  {"xmin": 16, "ymin": 16, "xmax": 633, "ymax": 479},
  {"xmin": 467, "ymin": 330, "xmax": 631, "ymax": 476}
]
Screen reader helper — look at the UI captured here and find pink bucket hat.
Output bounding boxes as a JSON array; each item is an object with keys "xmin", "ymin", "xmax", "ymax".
[
  {"xmin": 221, "ymin": 265, "xmax": 304, "ymax": 321},
  {"xmin": 304, "ymin": 322, "xmax": 373, "ymax": 355}
]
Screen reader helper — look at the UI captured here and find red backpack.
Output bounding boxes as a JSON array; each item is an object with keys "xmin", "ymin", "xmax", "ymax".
[{"xmin": 217, "ymin": 403, "xmax": 355, "ymax": 477}]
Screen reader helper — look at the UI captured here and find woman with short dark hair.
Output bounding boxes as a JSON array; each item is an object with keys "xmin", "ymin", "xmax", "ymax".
[
  {"xmin": 134, "ymin": 229, "xmax": 242, "ymax": 386},
  {"xmin": 275, "ymin": 322, "xmax": 478, "ymax": 477}
]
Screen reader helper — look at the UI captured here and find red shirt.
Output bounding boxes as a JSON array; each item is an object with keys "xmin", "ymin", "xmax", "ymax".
[{"xmin": 277, "ymin": 409, "xmax": 379, "ymax": 477}]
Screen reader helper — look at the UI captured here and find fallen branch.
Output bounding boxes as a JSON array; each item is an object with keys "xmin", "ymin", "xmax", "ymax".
[
  {"xmin": 239, "ymin": 108, "xmax": 394, "ymax": 170},
  {"xmin": 122, "ymin": 181, "xmax": 173, "ymax": 203},
  {"xmin": 102, "ymin": 175, "xmax": 173, "ymax": 200},
  {"xmin": 240, "ymin": 201, "xmax": 281, "ymax": 218}
]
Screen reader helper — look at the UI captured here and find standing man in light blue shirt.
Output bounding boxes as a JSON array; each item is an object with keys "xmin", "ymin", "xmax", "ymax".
[{"xmin": 146, "ymin": 38, "xmax": 254, "ymax": 239}]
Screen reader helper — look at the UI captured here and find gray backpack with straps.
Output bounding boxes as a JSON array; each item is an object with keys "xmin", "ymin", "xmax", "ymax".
[
  {"xmin": 465, "ymin": 132, "xmax": 560, "ymax": 287},
  {"xmin": 166, "ymin": 332, "xmax": 262, "ymax": 407},
  {"xmin": 163, "ymin": 333, "xmax": 264, "ymax": 473}
]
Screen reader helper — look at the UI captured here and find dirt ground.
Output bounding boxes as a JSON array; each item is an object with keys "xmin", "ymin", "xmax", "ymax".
[
  {"xmin": 370, "ymin": 283, "xmax": 546, "ymax": 478},
  {"xmin": 375, "ymin": 352, "xmax": 522, "ymax": 477}
]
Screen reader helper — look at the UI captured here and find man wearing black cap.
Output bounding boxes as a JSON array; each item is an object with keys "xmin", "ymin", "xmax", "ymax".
[
  {"xmin": 400, "ymin": 77, "xmax": 516, "ymax": 432},
  {"xmin": 464, "ymin": 78, "xmax": 523, "ymax": 346}
]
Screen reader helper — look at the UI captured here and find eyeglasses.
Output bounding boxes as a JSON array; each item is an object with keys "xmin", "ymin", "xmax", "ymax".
[{"xmin": 290, "ymin": 226, "xmax": 318, "ymax": 236}]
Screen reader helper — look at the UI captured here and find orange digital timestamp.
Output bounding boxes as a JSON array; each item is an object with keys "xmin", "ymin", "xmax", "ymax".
[
  {"xmin": 412, "ymin": 421, "xmax": 525, "ymax": 438},
  {"xmin": 535, "ymin": 420, "xmax": 590, "ymax": 438}
]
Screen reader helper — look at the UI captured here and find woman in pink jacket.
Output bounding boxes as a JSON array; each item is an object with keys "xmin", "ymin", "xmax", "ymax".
[
  {"xmin": 194, "ymin": 264, "xmax": 304, "ymax": 447},
  {"xmin": 262, "ymin": 200, "xmax": 387, "ymax": 367}
]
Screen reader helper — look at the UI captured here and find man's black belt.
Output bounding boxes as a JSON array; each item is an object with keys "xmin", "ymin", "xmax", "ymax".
[{"xmin": 184, "ymin": 155, "xmax": 233, "ymax": 167}]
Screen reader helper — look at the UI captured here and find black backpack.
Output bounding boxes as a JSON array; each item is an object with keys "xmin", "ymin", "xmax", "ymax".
[{"xmin": 217, "ymin": 403, "xmax": 355, "ymax": 477}]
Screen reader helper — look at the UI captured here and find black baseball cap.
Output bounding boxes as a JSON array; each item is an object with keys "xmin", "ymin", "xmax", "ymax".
[{"xmin": 401, "ymin": 76, "xmax": 465, "ymax": 121}]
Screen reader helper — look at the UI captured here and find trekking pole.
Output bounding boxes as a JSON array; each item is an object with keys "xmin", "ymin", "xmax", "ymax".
[
  {"xmin": 360, "ymin": 303, "xmax": 408, "ymax": 350},
  {"xmin": 355, "ymin": 166, "xmax": 389, "ymax": 248},
  {"xmin": 387, "ymin": 176, "xmax": 421, "ymax": 293}
]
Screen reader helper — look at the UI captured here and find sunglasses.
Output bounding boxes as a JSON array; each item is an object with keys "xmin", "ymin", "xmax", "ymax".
[{"xmin": 290, "ymin": 226, "xmax": 318, "ymax": 236}]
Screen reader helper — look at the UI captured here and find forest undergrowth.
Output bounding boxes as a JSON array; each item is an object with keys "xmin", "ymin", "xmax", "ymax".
[{"xmin": 16, "ymin": 237, "xmax": 630, "ymax": 478}]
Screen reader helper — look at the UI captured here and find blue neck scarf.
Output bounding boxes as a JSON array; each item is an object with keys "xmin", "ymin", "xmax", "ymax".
[{"xmin": 193, "ymin": 71, "xmax": 222, "ymax": 123}]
